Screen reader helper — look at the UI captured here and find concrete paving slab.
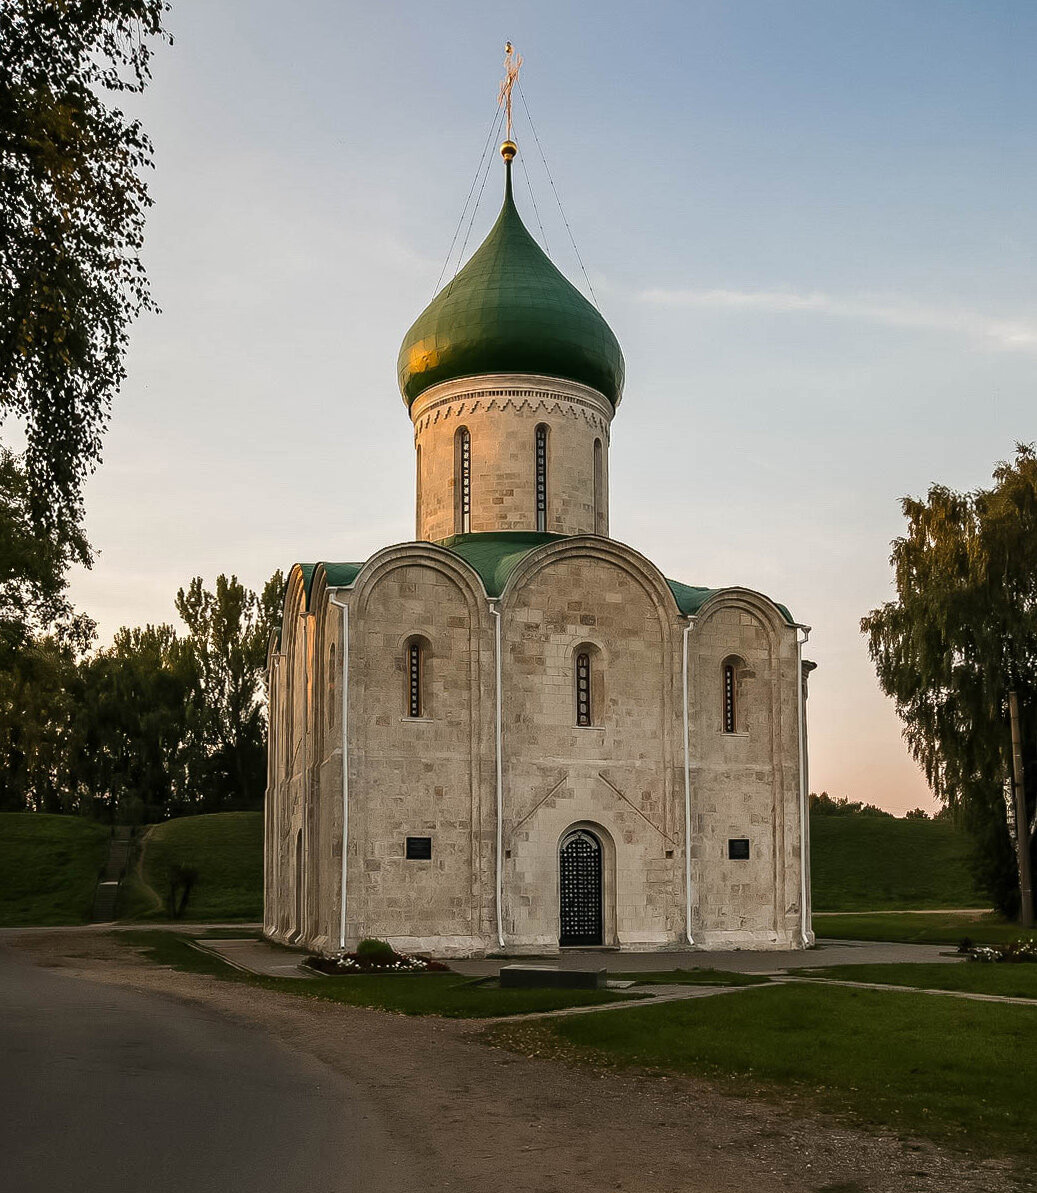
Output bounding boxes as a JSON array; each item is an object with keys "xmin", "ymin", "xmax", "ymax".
[
  {"xmin": 195, "ymin": 937, "xmax": 315, "ymax": 979},
  {"xmin": 448, "ymin": 938, "xmax": 965, "ymax": 977}
]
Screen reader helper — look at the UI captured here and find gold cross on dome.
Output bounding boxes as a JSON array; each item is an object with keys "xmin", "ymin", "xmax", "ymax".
[{"xmin": 498, "ymin": 41, "xmax": 522, "ymax": 141}]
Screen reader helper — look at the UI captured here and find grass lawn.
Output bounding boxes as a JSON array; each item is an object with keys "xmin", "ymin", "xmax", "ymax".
[
  {"xmin": 813, "ymin": 910, "xmax": 1021, "ymax": 946},
  {"xmin": 810, "ymin": 815, "xmax": 984, "ymax": 911},
  {"xmin": 124, "ymin": 930, "xmax": 636, "ymax": 1017},
  {"xmin": 618, "ymin": 968, "xmax": 771, "ymax": 987},
  {"xmin": 487, "ymin": 983, "xmax": 1037, "ymax": 1159},
  {"xmin": 0, "ymin": 813, "xmax": 108, "ymax": 926},
  {"xmin": 798, "ymin": 961, "xmax": 1037, "ymax": 1000},
  {"xmin": 131, "ymin": 811, "xmax": 262, "ymax": 921}
]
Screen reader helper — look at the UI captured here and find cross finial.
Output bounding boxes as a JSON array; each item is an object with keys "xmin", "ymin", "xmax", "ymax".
[{"xmin": 498, "ymin": 41, "xmax": 522, "ymax": 144}]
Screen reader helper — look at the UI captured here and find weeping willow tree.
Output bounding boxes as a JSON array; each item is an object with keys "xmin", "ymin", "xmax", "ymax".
[{"xmin": 862, "ymin": 445, "xmax": 1037, "ymax": 923}]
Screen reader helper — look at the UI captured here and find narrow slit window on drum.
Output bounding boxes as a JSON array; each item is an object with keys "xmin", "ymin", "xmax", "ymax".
[
  {"xmin": 457, "ymin": 426, "xmax": 471, "ymax": 534},
  {"xmin": 535, "ymin": 424, "xmax": 548, "ymax": 532}
]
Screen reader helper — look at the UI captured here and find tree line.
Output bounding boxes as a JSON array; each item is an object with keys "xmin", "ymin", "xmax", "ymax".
[{"xmin": 0, "ymin": 484, "xmax": 282, "ymax": 823}]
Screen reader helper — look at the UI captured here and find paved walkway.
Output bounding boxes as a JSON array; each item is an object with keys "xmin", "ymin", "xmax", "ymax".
[
  {"xmin": 192, "ymin": 937, "xmax": 317, "ymax": 978},
  {"xmin": 194, "ymin": 935, "xmax": 965, "ymax": 980},
  {"xmin": 480, "ymin": 982, "xmax": 760, "ymax": 1022},
  {"xmin": 450, "ymin": 937, "xmax": 965, "ymax": 976},
  {"xmin": 0, "ymin": 922, "xmax": 263, "ymax": 936}
]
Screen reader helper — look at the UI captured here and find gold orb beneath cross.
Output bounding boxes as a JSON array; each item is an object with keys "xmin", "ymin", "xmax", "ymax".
[{"xmin": 500, "ymin": 139, "xmax": 517, "ymax": 161}]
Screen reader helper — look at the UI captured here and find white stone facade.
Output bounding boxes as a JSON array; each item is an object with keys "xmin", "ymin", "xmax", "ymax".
[{"xmin": 264, "ymin": 375, "xmax": 814, "ymax": 956}]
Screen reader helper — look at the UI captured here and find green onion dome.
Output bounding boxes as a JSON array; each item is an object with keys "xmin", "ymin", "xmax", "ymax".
[{"xmin": 398, "ymin": 154, "xmax": 625, "ymax": 408}]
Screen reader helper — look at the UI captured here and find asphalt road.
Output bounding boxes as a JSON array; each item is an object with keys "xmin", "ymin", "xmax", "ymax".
[{"xmin": 0, "ymin": 946, "xmax": 413, "ymax": 1192}]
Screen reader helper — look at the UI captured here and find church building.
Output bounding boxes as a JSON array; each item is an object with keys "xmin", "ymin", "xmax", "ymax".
[{"xmin": 264, "ymin": 133, "xmax": 815, "ymax": 958}]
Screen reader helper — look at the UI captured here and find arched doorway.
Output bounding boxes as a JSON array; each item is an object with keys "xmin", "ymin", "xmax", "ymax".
[{"xmin": 559, "ymin": 829, "xmax": 603, "ymax": 946}]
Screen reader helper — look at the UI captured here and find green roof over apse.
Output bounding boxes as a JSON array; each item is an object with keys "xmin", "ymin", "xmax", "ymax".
[
  {"xmin": 288, "ymin": 537, "xmax": 793, "ymax": 623},
  {"xmin": 293, "ymin": 561, "xmax": 364, "ymax": 607},
  {"xmin": 437, "ymin": 532, "xmax": 567, "ymax": 597},
  {"xmin": 436, "ymin": 533, "xmax": 795, "ymax": 622},
  {"xmin": 397, "ymin": 157, "xmax": 625, "ymax": 408}
]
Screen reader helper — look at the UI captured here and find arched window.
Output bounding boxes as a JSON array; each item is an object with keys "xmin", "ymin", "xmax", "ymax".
[
  {"xmin": 403, "ymin": 636, "xmax": 430, "ymax": 718},
  {"xmin": 593, "ymin": 438, "xmax": 604, "ymax": 535},
  {"xmin": 574, "ymin": 644, "xmax": 603, "ymax": 727},
  {"xmin": 721, "ymin": 655, "xmax": 752, "ymax": 734},
  {"xmin": 534, "ymin": 424, "xmax": 549, "ymax": 532},
  {"xmin": 455, "ymin": 426, "xmax": 471, "ymax": 534},
  {"xmin": 576, "ymin": 652, "xmax": 592, "ymax": 726},
  {"xmin": 722, "ymin": 661, "xmax": 737, "ymax": 733}
]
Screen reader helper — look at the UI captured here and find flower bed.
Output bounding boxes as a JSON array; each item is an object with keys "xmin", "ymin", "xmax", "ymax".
[
  {"xmin": 967, "ymin": 937, "xmax": 1037, "ymax": 963},
  {"xmin": 304, "ymin": 949, "xmax": 449, "ymax": 975}
]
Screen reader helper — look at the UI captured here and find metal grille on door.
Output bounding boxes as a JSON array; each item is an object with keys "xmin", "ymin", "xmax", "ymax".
[{"xmin": 559, "ymin": 830, "xmax": 603, "ymax": 946}]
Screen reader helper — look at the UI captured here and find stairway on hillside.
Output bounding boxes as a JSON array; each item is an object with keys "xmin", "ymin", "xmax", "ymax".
[{"xmin": 90, "ymin": 826, "xmax": 133, "ymax": 923}]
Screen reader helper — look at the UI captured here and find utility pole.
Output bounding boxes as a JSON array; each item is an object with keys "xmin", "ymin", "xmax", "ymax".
[{"xmin": 1009, "ymin": 691, "xmax": 1034, "ymax": 928}]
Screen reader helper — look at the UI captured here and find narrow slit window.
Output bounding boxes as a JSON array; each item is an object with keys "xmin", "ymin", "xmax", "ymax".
[
  {"xmin": 456, "ymin": 427, "xmax": 471, "ymax": 534},
  {"xmin": 593, "ymin": 438, "xmax": 604, "ymax": 534},
  {"xmin": 535, "ymin": 424, "xmax": 548, "ymax": 532},
  {"xmin": 576, "ymin": 652, "xmax": 592, "ymax": 727},
  {"xmin": 407, "ymin": 641, "xmax": 423, "ymax": 718},
  {"xmin": 723, "ymin": 663, "xmax": 736, "ymax": 733}
]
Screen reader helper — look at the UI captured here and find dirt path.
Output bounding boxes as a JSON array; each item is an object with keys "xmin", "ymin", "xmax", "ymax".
[{"xmin": 6, "ymin": 930, "xmax": 1025, "ymax": 1193}]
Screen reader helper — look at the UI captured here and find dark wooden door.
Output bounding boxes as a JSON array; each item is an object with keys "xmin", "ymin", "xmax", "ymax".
[{"xmin": 559, "ymin": 830, "xmax": 603, "ymax": 946}]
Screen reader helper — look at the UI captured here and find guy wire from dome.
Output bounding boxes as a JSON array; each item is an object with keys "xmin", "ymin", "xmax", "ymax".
[
  {"xmin": 518, "ymin": 78, "xmax": 599, "ymax": 308},
  {"xmin": 517, "ymin": 142, "xmax": 550, "ymax": 254},
  {"xmin": 397, "ymin": 46, "xmax": 625, "ymax": 409},
  {"xmin": 452, "ymin": 123, "xmax": 503, "ymax": 282},
  {"xmin": 433, "ymin": 99, "xmax": 506, "ymax": 297},
  {"xmin": 396, "ymin": 145, "xmax": 625, "ymax": 408}
]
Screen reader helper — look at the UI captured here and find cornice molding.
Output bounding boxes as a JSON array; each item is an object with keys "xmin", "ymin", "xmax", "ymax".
[{"xmin": 410, "ymin": 373, "xmax": 614, "ymax": 435}]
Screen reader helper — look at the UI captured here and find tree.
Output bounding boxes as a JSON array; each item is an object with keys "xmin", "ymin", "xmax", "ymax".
[
  {"xmin": 809, "ymin": 791, "xmax": 893, "ymax": 818},
  {"xmin": 0, "ymin": 626, "xmax": 86, "ymax": 812},
  {"xmin": 0, "ymin": 446, "xmax": 90, "ymax": 665},
  {"xmin": 175, "ymin": 572, "xmax": 283, "ymax": 812},
  {"xmin": 862, "ymin": 445, "xmax": 1037, "ymax": 922},
  {"xmin": 72, "ymin": 623, "xmax": 197, "ymax": 823},
  {"xmin": 0, "ymin": 0, "xmax": 169, "ymax": 543}
]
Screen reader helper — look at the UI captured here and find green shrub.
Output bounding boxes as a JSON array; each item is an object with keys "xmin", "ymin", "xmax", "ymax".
[{"xmin": 356, "ymin": 938, "xmax": 397, "ymax": 964}]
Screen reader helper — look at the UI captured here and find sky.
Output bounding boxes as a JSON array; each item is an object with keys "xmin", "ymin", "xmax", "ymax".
[{"xmin": 64, "ymin": 1, "xmax": 1037, "ymax": 814}]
